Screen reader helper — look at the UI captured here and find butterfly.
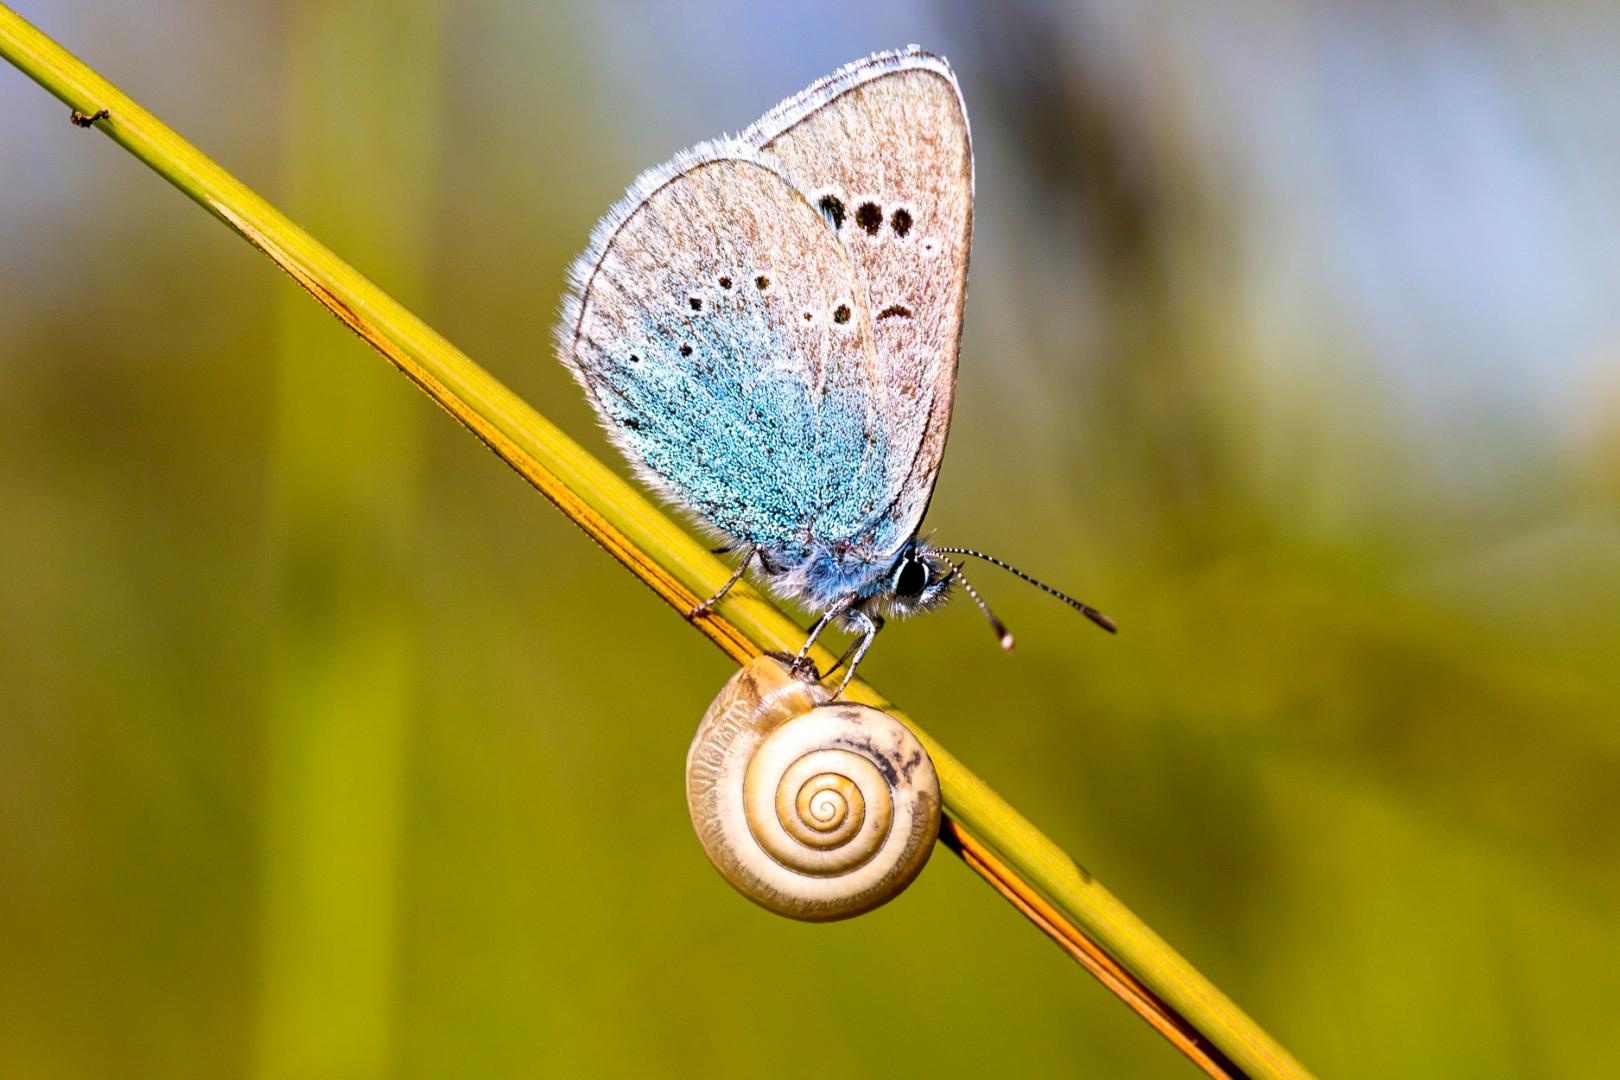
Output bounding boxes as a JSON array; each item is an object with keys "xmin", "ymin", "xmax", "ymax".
[{"xmin": 557, "ymin": 47, "xmax": 1113, "ymax": 692}]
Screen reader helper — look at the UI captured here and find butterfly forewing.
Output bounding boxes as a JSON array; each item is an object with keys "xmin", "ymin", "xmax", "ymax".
[
  {"xmin": 747, "ymin": 50, "xmax": 974, "ymax": 558},
  {"xmin": 562, "ymin": 153, "xmax": 891, "ymax": 553}
]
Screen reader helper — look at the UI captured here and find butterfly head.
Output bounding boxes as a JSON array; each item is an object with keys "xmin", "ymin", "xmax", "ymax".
[{"xmin": 880, "ymin": 541, "xmax": 956, "ymax": 617}]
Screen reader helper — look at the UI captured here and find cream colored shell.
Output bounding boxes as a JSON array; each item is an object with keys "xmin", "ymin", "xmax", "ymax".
[{"xmin": 686, "ymin": 655, "xmax": 941, "ymax": 921}]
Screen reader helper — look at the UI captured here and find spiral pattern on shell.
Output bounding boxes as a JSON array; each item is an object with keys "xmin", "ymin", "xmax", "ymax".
[{"xmin": 686, "ymin": 655, "xmax": 942, "ymax": 921}]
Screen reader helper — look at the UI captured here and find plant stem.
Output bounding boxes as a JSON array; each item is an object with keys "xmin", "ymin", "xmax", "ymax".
[{"xmin": 0, "ymin": 7, "xmax": 1311, "ymax": 1077}]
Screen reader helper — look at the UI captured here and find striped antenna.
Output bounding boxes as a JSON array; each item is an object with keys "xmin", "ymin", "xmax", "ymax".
[
  {"xmin": 937, "ymin": 548, "xmax": 1117, "ymax": 634},
  {"xmin": 942, "ymin": 558, "xmax": 1016, "ymax": 651}
]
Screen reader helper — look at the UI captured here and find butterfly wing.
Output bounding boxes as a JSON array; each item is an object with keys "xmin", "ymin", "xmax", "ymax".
[
  {"xmin": 558, "ymin": 147, "xmax": 893, "ymax": 555},
  {"xmin": 746, "ymin": 48, "xmax": 974, "ymax": 559}
]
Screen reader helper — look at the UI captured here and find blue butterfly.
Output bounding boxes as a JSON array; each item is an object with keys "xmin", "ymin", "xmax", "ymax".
[{"xmin": 558, "ymin": 47, "xmax": 1113, "ymax": 691}]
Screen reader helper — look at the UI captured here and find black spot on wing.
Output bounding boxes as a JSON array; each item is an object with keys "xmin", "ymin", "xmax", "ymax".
[
  {"xmin": 855, "ymin": 201, "xmax": 882, "ymax": 236},
  {"xmin": 818, "ymin": 194, "xmax": 846, "ymax": 230}
]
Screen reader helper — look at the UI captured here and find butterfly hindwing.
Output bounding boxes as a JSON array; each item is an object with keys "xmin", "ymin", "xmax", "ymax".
[
  {"xmin": 747, "ymin": 48, "xmax": 974, "ymax": 558},
  {"xmin": 560, "ymin": 150, "xmax": 893, "ymax": 554}
]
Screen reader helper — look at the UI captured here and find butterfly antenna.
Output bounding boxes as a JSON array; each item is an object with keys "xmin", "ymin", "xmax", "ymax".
[
  {"xmin": 937, "ymin": 548, "xmax": 1118, "ymax": 634},
  {"xmin": 942, "ymin": 558, "xmax": 1016, "ymax": 652}
]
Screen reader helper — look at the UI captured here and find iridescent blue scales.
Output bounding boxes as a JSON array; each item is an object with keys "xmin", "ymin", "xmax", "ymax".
[
  {"xmin": 571, "ymin": 156, "xmax": 907, "ymax": 603},
  {"xmin": 557, "ymin": 48, "xmax": 1110, "ymax": 689}
]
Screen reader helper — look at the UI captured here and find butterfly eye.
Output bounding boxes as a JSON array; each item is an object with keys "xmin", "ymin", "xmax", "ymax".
[{"xmin": 895, "ymin": 558, "xmax": 928, "ymax": 598}]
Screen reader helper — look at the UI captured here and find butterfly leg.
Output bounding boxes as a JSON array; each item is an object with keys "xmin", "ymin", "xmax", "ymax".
[
  {"xmin": 687, "ymin": 546, "xmax": 756, "ymax": 619},
  {"xmin": 820, "ymin": 612, "xmax": 883, "ymax": 683},
  {"xmin": 831, "ymin": 611, "xmax": 885, "ymax": 697},
  {"xmin": 818, "ymin": 635, "xmax": 863, "ymax": 684},
  {"xmin": 791, "ymin": 602, "xmax": 848, "ymax": 677}
]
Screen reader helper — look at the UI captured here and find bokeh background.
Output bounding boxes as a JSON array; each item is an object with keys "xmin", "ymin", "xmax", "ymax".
[{"xmin": 4, "ymin": 1, "xmax": 1619, "ymax": 1077}]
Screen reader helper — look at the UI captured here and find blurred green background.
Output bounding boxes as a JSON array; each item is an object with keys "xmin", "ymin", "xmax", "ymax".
[{"xmin": 4, "ymin": 2, "xmax": 1619, "ymax": 1077}]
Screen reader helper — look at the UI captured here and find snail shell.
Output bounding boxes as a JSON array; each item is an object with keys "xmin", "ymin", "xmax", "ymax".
[{"xmin": 685, "ymin": 655, "xmax": 941, "ymax": 922}]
